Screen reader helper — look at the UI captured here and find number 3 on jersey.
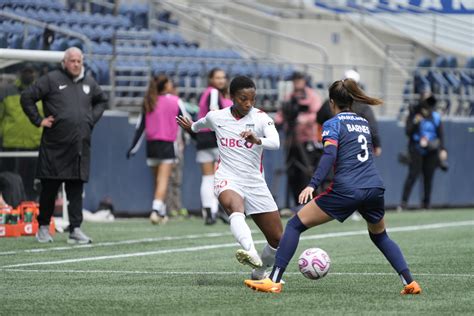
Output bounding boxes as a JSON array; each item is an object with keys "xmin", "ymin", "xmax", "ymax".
[{"xmin": 357, "ymin": 134, "xmax": 369, "ymax": 162}]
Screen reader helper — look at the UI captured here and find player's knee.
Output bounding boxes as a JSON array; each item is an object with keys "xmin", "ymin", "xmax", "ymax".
[
  {"xmin": 287, "ymin": 215, "xmax": 308, "ymax": 233},
  {"xmin": 369, "ymin": 229, "xmax": 388, "ymax": 243}
]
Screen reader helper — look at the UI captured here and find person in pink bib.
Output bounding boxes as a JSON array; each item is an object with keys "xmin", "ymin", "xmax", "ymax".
[
  {"xmin": 196, "ymin": 68, "xmax": 232, "ymax": 225},
  {"xmin": 128, "ymin": 74, "xmax": 188, "ymax": 224}
]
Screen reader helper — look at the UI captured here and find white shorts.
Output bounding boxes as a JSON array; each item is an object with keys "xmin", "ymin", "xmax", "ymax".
[
  {"xmin": 146, "ymin": 158, "xmax": 177, "ymax": 167},
  {"xmin": 214, "ymin": 178, "xmax": 278, "ymax": 215},
  {"xmin": 196, "ymin": 148, "xmax": 219, "ymax": 164}
]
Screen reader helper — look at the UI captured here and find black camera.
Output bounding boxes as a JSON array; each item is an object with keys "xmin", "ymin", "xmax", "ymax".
[{"xmin": 281, "ymin": 93, "xmax": 309, "ymax": 127}]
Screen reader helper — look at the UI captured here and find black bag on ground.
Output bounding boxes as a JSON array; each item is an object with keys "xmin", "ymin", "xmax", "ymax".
[{"xmin": 0, "ymin": 172, "xmax": 27, "ymax": 208}]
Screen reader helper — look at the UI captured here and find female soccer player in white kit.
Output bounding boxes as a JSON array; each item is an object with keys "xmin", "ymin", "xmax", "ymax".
[{"xmin": 177, "ymin": 76, "xmax": 283, "ymax": 279}]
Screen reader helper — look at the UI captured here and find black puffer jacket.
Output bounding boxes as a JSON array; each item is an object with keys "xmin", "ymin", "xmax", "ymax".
[{"xmin": 20, "ymin": 68, "xmax": 107, "ymax": 181}]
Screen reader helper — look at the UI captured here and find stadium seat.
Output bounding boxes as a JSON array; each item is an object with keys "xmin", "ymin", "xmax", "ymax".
[
  {"xmin": 7, "ymin": 34, "xmax": 23, "ymax": 49},
  {"xmin": 49, "ymin": 37, "xmax": 68, "ymax": 51},
  {"xmin": 0, "ymin": 33, "xmax": 8, "ymax": 48},
  {"xmin": 417, "ymin": 57, "xmax": 432, "ymax": 68},
  {"xmin": 24, "ymin": 34, "xmax": 39, "ymax": 50},
  {"xmin": 413, "ymin": 70, "xmax": 430, "ymax": 94}
]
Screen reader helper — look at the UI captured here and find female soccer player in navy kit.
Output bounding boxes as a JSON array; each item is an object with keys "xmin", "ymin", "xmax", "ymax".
[{"xmin": 245, "ymin": 79, "xmax": 421, "ymax": 295}]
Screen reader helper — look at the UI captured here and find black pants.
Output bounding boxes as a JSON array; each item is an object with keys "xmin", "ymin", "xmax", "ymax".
[
  {"xmin": 38, "ymin": 179, "xmax": 84, "ymax": 232},
  {"xmin": 401, "ymin": 146, "xmax": 438, "ymax": 208},
  {"xmin": 287, "ymin": 142, "xmax": 322, "ymax": 206}
]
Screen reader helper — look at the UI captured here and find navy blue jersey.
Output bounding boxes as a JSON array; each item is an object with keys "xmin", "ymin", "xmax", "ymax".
[{"xmin": 322, "ymin": 112, "xmax": 384, "ymax": 191}]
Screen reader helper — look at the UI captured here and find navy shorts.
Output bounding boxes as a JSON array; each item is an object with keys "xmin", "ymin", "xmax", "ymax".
[{"xmin": 315, "ymin": 187, "xmax": 385, "ymax": 224}]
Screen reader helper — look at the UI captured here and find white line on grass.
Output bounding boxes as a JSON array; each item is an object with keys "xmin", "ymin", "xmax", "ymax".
[
  {"xmin": 1, "ymin": 268, "xmax": 472, "ymax": 278},
  {"xmin": 2, "ymin": 220, "xmax": 473, "ymax": 269},
  {"xmin": 0, "ymin": 230, "xmax": 257, "ymax": 256}
]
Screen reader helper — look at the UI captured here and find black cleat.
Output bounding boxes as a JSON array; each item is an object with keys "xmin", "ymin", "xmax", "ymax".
[{"xmin": 203, "ymin": 208, "xmax": 216, "ymax": 225}]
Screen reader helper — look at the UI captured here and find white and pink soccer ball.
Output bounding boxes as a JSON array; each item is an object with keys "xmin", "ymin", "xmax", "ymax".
[{"xmin": 298, "ymin": 248, "xmax": 331, "ymax": 280}]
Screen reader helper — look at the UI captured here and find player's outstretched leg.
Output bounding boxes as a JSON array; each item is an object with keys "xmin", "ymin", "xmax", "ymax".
[
  {"xmin": 219, "ymin": 190, "xmax": 262, "ymax": 268},
  {"xmin": 367, "ymin": 219, "xmax": 421, "ymax": 295},
  {"xmin": 245, "ymin": 201, "xmax": 332, "ymax": 293},
  {"xmin": 231, "ymin": 212, "xmax": 262, "ymax": 268},
  {"xmin": 250, "ymin": 211, "xmax": 282, "ymax": 280}
]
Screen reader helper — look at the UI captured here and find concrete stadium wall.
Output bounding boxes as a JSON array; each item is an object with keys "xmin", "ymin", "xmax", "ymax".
[{"xmin": 83, "ymin": 113, "xmax": 474, "ymax": 215}]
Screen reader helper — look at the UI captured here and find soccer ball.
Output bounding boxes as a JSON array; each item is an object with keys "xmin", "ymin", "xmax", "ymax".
[{"xmin": 298, "ymin": 248, "xmax": 331, "ymax": 280}]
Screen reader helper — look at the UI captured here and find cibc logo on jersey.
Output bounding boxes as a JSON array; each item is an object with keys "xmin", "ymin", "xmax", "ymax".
[{"xmin": 220, "ymin": 138, "xmax": 254, "ymax": 149}]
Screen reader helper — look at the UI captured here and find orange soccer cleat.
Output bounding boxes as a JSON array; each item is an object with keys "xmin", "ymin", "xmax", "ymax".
[
  {"xmin": 244, "ymin": 278, "xmax": 283, "ymax": 293},
  {"xmin": 400, "ymin": 281, "xmax": 422, "ymax": 295}
]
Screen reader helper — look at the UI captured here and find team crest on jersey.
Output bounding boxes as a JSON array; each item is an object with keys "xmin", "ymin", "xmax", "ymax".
[
  {"xmin": 82, "ymin": 84, "xmax": 90, "ymax": 95},
  {"xmin": 245, "ymin": 124, "xmax": 255, "ymax": 131}
]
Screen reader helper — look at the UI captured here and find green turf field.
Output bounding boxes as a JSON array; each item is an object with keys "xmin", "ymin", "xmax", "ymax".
[{"xmin": 1, "ymin": 209, "xmax": 473, "ymax": 315}]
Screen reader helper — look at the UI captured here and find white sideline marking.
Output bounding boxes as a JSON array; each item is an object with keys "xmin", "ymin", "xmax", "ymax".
[
  {"xmin": 0, "ymin": 230, "xmax": 255, "ymax": 256},
  {"xmin": 2, "ymin": 220, "xmax": 473, "ymax": 269},
  {"xmin": 1, "ymin": 268, "xmax": 472, "ymax": 278}
]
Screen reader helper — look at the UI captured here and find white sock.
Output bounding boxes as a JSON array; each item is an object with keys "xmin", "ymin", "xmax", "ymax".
[
  {"xmin": 229, "ymin": 212, "xmax": 257, "ymax": 254},
  {"xmin": 200, "ymin": 175, "xmax": 215, "ymax": 213},
  {"xmin": 254, "ymin": 243, "xmax": 277, "ymax": 274},
  {"xmin": 261, "ymin": 243, "xmax": 277, "ymax": 268},
  {"xmin": 210, "ymin": 195, "xmax": 219, "ymax": 216},
  {"xmin": 152, "ymin": 199, "xmax": 166, "ymax": 216}
]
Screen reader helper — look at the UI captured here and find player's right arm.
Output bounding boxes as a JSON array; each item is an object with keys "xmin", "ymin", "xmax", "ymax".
[{"xmin": 176, "ymin": 111, "xmax": 213, "ymax": 134}]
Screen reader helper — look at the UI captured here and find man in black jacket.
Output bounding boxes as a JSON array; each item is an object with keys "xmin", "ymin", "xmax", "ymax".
[{"xmin": 21, "ymin": 47, "xmax": 107, "ymax": 244}]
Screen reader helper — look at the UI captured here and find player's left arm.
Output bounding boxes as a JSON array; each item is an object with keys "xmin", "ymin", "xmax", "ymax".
[
  {"xmin": 299, "ymin": 120, "xmax": 339, "ymax": 204},
  {"xmin": 260, "ymin": 117, "xmax": 280, "ymax": 149},
  {"xmin": 240, "ymin": 115, "xmax": 280, "ymax": 150}
]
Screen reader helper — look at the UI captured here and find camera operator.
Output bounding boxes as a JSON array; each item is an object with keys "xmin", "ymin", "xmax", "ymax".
[
  {"xmin": 399, "ymin": 94, "xmax": 448, "ymax": 210},
  {"xmin": 275, "ymin": 72, "xmax": 322, "ymax": 207}
]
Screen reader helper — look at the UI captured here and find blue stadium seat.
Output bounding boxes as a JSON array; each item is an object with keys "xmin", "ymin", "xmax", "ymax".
[
  {"xmin": 86, "ymin": 61, "xmax": 101, "ymax": 83},
  {"xmin": 49, "ymin": 37, "xmax": 68, "ymax": 51},
  {"xmin": 7, "ymin": 34, "xmax": 23, "ymax": 49},
  {"xmin": 281, "ymin": 66, "xmax": 295, "ymax": 80},
  {"xmin": 417, "ymin": 57, "xmax": 432, "ymax": 68},
  {"xmin": 413, "ymin": 70, "xmax": 430, "ymax": 94},
  {"xmin": 466, "ymin": 57, "xmax": 474, "ymax": 70},
  {"xmin": 427, "ymin": 70, "xmax": 448, "ymax": 91},
  {"xmin": 68, "ymin": 38, "xmax": 83, "ymax": 50},
  {"xmin": 0, "ymin": 33, "xmax": 7, "ymax": 48},
  {"xmin": 100, "ymin": 26, "xmax": 115, "ymax": 42},
  {"xmin": 26, "ymin": 25, "xmax": 42, "ymax": 36},
  {"xmin": 5, "ymin": 21, "xmax": 24, "ymax": 34},
  {"xmin": 24, "ymin": 34, "xmax": 39, "ymax": 49}
]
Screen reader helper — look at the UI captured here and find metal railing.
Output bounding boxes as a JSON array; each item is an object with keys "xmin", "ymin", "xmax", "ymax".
[{"xmin": 157, "ymin": 0, "xmax": 331, "ymax": 80}]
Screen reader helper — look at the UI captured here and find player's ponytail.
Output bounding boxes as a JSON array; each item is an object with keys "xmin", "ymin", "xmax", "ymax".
[
  {"xmin": 144, "ymin": 74, "xmax": 169, "ymax": 113},
  {"xmin": 329, "ymin": 79, "xmax": 383, "ymax": 110}
]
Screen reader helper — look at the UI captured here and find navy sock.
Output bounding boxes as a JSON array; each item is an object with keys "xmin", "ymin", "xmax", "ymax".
[
  {"xmin": 369, "ymin": 230, "xmax": 413, "ymax": 285},
  {"xmin": 269, "ymin": 215, "xmax": 308, "ymax": 283}
]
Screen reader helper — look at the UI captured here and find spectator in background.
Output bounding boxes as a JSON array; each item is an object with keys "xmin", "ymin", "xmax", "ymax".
[
  {"xmin": 127, "ymin": 75, "xmax": 189, "ymax": 225},
  {"xmin": 21, "ymin": 47, "xmax": 107, "ymax": 244},
  {"xmin": 0, "ymin": 64, "xmax": 43, "ymax": 200},
  {"xmin": 275, "ymin": 72, "xmax": 322, "ymax": 208},
  {"xmin": 399, "ymin": 94, "xmax": 448, "ymax": 210},
  {"xmin": 195, "ymin": 68, "xmax": 232, "ymax": 225},
  {"xmin": 344, "ymin": 69, "xmax": 382, "ymax": 156}
]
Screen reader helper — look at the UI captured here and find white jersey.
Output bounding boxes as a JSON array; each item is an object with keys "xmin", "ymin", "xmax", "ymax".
[{"xmin": 192, "ymin": 107, "xmax": 279, "ymax": 186}]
